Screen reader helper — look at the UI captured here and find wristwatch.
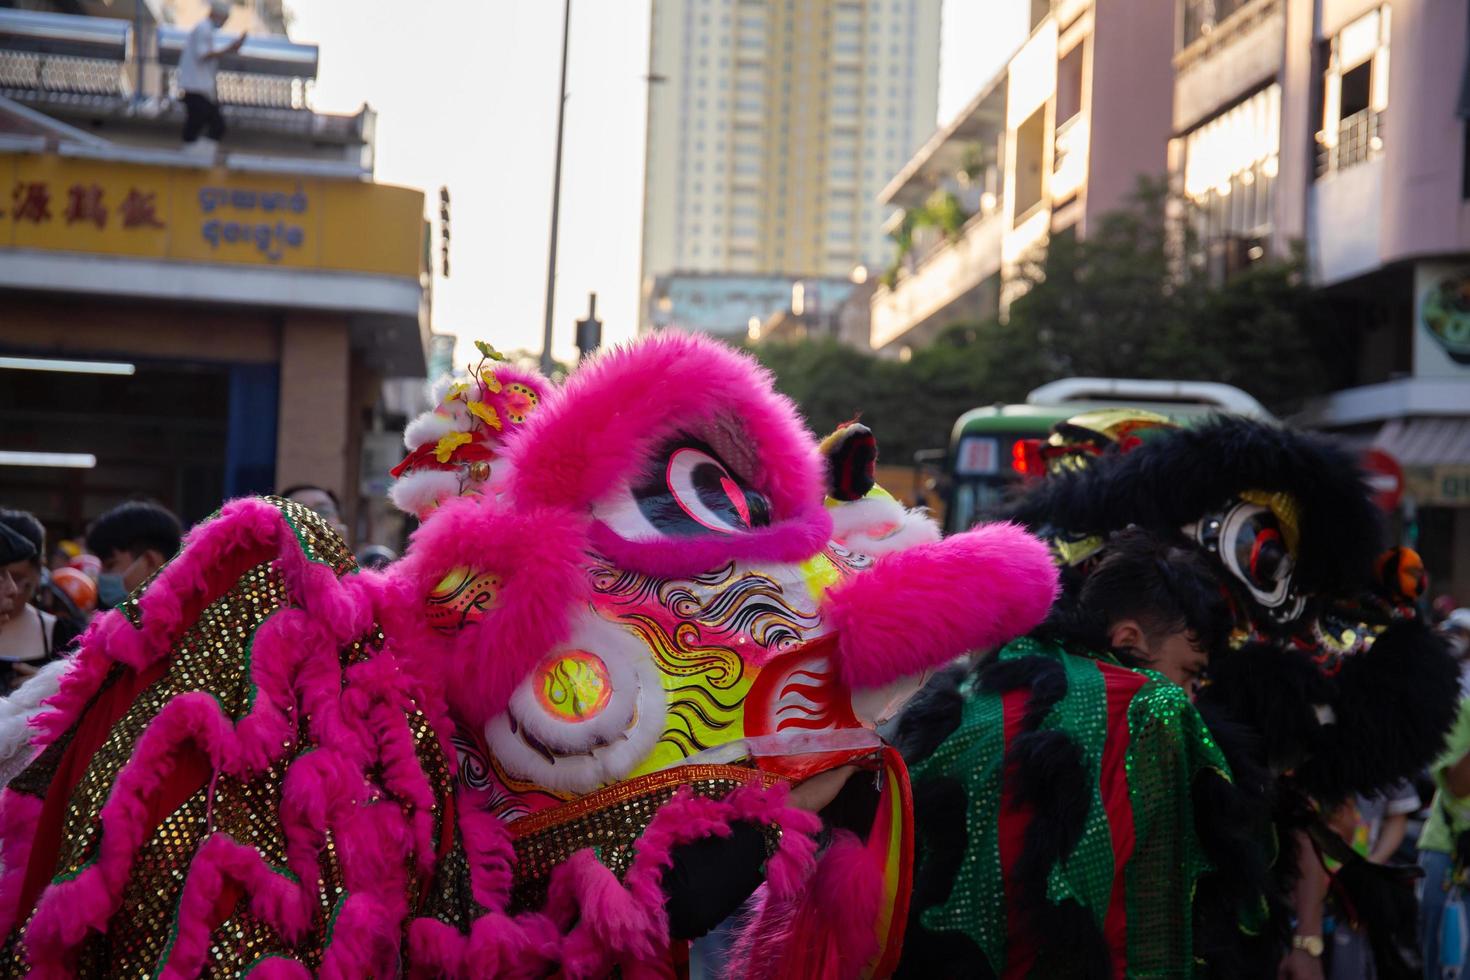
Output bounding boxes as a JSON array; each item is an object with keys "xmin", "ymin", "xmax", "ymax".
[{"xmin": 1292, "ymin": 934, "xmax": 1325, "ymax": 957}]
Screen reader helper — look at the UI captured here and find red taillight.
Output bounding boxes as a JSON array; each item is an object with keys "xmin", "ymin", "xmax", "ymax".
[{"xmin": 1012, "ymin": 439, "xmax": 1044, "ymax": 478}]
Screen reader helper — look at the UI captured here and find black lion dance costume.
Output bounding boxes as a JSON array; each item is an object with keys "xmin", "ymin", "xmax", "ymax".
[{"xmin": 897, "ymin": 413, "xmax": 1458, "ymax": 979}]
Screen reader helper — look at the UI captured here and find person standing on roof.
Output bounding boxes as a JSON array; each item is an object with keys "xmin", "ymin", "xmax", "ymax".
[{"xmin": 178, "ymin": 0, "xmax": 245, "ymax": 155}]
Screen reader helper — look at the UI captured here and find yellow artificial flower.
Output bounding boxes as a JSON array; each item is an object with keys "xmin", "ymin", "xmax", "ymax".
[
  {"xmin": 474, "ymin": 340, "xmax": 507, "ymax": 362},
  {"xmin": 434, "ymin": 431, "xmax": 473, "ymax": 463},
  {"xmin": 444, "ymin": 381, "xmax": 470, "ymax": 403},
  {"xmin": 467, "ymin": 401, "xmax": 503, "ymax": 431},
  {"xmin": 480, "ymin": 369, "xmax": 503, "ymax": 395}
]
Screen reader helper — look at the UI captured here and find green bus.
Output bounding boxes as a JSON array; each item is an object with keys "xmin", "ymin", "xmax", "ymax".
[{"xmin": 941, "ymin": 379, "xmax": 1270, "ymax": 535}]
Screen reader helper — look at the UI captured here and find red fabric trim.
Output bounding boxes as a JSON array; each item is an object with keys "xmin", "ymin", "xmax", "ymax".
[
  {"xmin": 389, "ymin": 441, "xmax": 495, "ymax": 479},
  {"xmin": 997, "ymin": 686, "xmax": 1036, "ymax": 980},
  {"xmin": 1097, "ymin": 661, "xmax": 1147, "ymax": 980},
  {"xmin": 19, "ymin": 658, "xmax": 178, "ymax": 916}
]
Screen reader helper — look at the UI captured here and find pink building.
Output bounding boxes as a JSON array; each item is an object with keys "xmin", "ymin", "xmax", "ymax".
[{"xmin": 1172, "ymin": 0, "xmax": 1470, "ymax": 602}]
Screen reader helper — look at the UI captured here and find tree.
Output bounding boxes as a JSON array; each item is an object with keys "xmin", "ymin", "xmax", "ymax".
[{"xmin": 755, "ymin": 178, "xmax": 1336, "ymax": 463}]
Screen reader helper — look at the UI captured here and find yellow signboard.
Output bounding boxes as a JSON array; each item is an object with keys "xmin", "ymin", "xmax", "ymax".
[
  {"xmin": 1406, "ymin": 465, "xmax": 1470, "ymax": 508},
  {"xmin": 0, "ymin": 152, "xmax": 424, "ymax": 278}
]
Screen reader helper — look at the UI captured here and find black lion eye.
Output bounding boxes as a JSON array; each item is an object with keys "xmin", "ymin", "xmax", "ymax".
[{"xmin": 632, "ymin": 441, "xmax": 772, "ymax": 536}]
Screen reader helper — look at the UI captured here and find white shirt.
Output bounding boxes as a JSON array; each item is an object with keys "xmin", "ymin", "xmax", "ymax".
[{"xmin": 177, "ymin": 18, "xmax": 231, "ymax": 99}]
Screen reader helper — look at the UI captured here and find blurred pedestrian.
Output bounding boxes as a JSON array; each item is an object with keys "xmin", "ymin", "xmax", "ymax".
[
  {"xmin": 355, "ymin": 544, "xmax": 397, "ymax": 571},
  {"xmin": 1437, "ymin": 608, "xmax": 1470, "ymax": 698},
  {"xmin": 0, "ymin": 511, "xmax": 80, "ymax": 694},
  {"xmin": 1417, "ymin": 691, "xmax": 1470, "ymax": 979},
  {"xmin": 178, "ymin": 0, "xmax": 244, "ymax": 154},
  {"xmin": 280, "ymin": 484, "xmax": 350, "ymax": 545},
  {"xmin": 85, "ymin": 501, "xmax": 183, "ymax": 610},
  {"xmin": 1320, "ymin": 783, "xmax": 1421, "ymax": 979}
]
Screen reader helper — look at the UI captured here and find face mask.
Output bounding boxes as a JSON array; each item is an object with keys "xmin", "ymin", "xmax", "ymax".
[{"xmin": 96, "ymin": 573, "xmax": 129, "ymax": 610}]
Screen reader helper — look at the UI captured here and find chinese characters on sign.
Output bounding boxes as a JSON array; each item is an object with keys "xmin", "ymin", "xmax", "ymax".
[
  {"xmin": 10, "ymin": 181, "xmax": 51, "ymax": 223},
  {"xmin": 198, "ymin": 185, "xmax": 307, "ymax": 262},
  {"xmin": 7, "ymin": 181, "xmax": 164, "ymax": 229},
  {"xmin": 4, "ymin": 179, "xmax": 312, "ymax": 263}
]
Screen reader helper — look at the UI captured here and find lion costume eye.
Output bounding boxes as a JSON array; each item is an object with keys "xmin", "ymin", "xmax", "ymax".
[
  {"xmin": 596, "ymin": 438, "xmax": 773, "ymax": 540},
  {"xmin": 1192, "ymin": 502, "xmax": 1306, "ymax": 624}
]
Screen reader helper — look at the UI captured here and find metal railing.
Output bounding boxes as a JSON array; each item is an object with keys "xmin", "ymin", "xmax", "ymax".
[
  {"xmin": 0, "ymin": 7, "xmax": 317, "ymax": 112},
  {"xmin": 1316, "ymin": 108, "xmax": 1383, "ymax": 178}
]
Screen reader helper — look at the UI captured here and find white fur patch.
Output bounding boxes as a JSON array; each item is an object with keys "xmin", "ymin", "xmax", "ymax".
[
  {"xmin": 829, "ymin": 497, "xmax": 940, "ymax": 557},
  {"xmin": 403, "ymin": 411, "xmax": 459, "ymax": 451},
  {"xmin": 0, "ymin": 656, "xmax": 74, "ymax": 789},
  {"xmin": 388, "ymin": 470, "xmax": 461, "ymax": 518},
  {"xmin": 484, "ymin": 614, "xmax": 667, "ymax": 794}
]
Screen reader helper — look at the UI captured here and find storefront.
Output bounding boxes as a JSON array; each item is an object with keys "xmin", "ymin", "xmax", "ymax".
[{"xmin": 0, "ymin": 147, "xmax": 428, "ymax": 540}]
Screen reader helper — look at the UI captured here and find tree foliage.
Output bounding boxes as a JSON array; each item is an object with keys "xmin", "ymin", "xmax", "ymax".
[{"xmin": 754, "ymin": 178, "xmax": 1335, "ymax": 464}]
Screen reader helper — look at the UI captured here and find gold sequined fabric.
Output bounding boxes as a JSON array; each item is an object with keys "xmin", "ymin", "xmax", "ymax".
[
  {"xmin": 0, "ymin": 498, "xmax": 467, "ymax": 977},
  {"xmin": 507, "ymin": 766, "xmax": 780, "ymax": 915}
]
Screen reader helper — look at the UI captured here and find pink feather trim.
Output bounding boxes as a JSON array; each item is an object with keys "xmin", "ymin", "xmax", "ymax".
[
  {"xmin": 823, "ymin": 521, "xmax": 1060, "ymax": 689},
  {"xmin": 727, "ymin": 831, "xmax": 883, "ymax": 980},
  {"xmin": 381, "ymin": 494, "xmax": 591, "ymax": 727},
  {"xmin": 505, "ymin": 332, "xmax": 825, "ymax": 523},
  {"xmin": 7, "ymin": 500, "xmax": 446, "ymax": 976}
]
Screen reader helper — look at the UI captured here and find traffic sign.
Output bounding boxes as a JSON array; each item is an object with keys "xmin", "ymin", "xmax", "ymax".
[{"xmin": 1361, "ymin": 448, "xmax": 1404, "ymax": 511}]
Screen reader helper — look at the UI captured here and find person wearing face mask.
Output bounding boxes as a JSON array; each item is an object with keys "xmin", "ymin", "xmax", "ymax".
[
  {"xmin": 84, "ymin": 500, "xmax": 183, "ymax": 611},
  {"xmin": 0, "ymin": 513, "xmax": 80, "ymax": 694}
]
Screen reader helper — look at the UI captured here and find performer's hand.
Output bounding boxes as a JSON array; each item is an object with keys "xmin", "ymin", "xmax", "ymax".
[
  {"xmin": 1277, "ymin": 948, "xmax": 1324, "ymax": 980},
  {"xmin": 788, "ymin": 764, "xmax": 858, "ymax": 813}
]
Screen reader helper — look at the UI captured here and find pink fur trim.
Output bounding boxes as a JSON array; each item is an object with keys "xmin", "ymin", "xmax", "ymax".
[
  {"xmin": 10, "ymin": 500, "xmax": 446, "ymax": 976},
  {"xmin": 823, "ymin": 521, "xmax": 1060, "ymax": 690},
  {"xmin": 728, "ymin": 832, "xmax": 882, "ymax": 980},
  {"xmin": 505, "ymin": 332, "xmax": 824, "ymax": 522},
  {"xmin": 0, "ymin": 791, "xmax": 41, "ymax": 937},
  {"xmin": 434, "ymin": 778, "xmax": 822, "ymax": 978},
  {"xmin": 382, "ymin": 495, "xmax": 590, "ymax": 726},
  {"xmin": 586, "ymin": 501, "xmax": 834, "ymax": 577}
]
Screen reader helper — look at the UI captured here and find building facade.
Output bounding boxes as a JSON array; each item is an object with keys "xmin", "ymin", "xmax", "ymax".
[
  {"xmin": 1170, "ymin": 0, "xmax": 1470, "ymax": 602},
  {"xmin": 0, "ymin": 4, "xmax": 429, "ymax": 547},
  {"xmin": 869, "ymin": 0, "xmax": 1176, "ymax": 353},
  {"xmin": 639, "ymin": 0, "xmax": 940, "ymax": 333}
]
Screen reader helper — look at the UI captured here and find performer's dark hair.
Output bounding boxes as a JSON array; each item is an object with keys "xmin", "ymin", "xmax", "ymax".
[
  {"xmin": 1044, "ymin": 527, "xmax": 1230, "ymax": 660},
  {"xmin": 0, "ymin": 509, "xmax": 45, "ymax": 568},
  {"xmin": 86, "ymin": 500, "xmax": 182, "ymax": 562}
]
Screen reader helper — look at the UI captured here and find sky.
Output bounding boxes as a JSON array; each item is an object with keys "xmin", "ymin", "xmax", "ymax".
[{"xmin": 286, "ymin": 1, "xmax": 1028, "ymax": 367}]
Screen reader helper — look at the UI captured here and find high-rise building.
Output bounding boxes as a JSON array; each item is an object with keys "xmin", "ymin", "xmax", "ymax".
[{"xmin": 638, "ymin": 0, "xmax": 941, "ymax": 332}]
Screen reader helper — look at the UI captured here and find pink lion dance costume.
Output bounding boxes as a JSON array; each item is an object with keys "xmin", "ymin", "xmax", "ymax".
[{"xmin": 0, "ymin": 333, "xmax": 1057, "ymax": 978}]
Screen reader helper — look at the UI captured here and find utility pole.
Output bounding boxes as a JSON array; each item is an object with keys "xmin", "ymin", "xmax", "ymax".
[{"xmin": 540, "ymin": 0, "xmax": 572, "ymax": 375}]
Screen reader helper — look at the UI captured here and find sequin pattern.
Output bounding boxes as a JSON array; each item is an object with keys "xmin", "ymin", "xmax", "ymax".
[{"xmin": 0, "ymin": 498, "xmax": 463, "ymax": 976}]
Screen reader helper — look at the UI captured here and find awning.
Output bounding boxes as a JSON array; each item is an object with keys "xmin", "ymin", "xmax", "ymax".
[
  {"xmin": 1372, "ymin": 418, "xmax": 1470, "ymax": 507},
  {"xmin": 1371, "ymin": 417, "xmax": 1470, "ymax": 466}
]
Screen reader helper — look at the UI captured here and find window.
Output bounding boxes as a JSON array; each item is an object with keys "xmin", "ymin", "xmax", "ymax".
[
  {"xmin": 1056, "ymin": 42, "xmax": 1084, "ymax": 125},
  {"xmin": 1012, "ymin": 106, "xmax": 1047, "ymax": 222},
  {"xmin": 1316, "ymin": 6, "xmax": 1390, "ymax": 177},
  {"xmin": 1183, "ymin": 84, "xmax": 1281, "ymax": 273}
]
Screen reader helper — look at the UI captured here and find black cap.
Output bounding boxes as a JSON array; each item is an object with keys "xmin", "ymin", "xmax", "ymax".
[{"xmin": 0, "ymin": 522, "xmax": 36, "ymax": 565}]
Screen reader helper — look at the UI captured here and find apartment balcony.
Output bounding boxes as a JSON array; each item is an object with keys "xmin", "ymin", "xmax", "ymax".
[
  {"xmin": 869, "ymin": 208, "xmax": 1002, "ymax": 351},
  {"xmin": 1308, "ymin": 108, "xmax": 1385, "ymax": 286}
]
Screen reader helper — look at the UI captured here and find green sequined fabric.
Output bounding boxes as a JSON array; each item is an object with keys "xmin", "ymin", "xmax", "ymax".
[{"xmin": 908, "ymin": 638, "xmax": 1232, "ymax": 977}]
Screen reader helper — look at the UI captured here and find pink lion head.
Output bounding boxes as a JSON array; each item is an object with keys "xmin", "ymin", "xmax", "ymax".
[{"xmin": 386, "ymin": 332, "xmax": 1058, "ymax": 808}]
